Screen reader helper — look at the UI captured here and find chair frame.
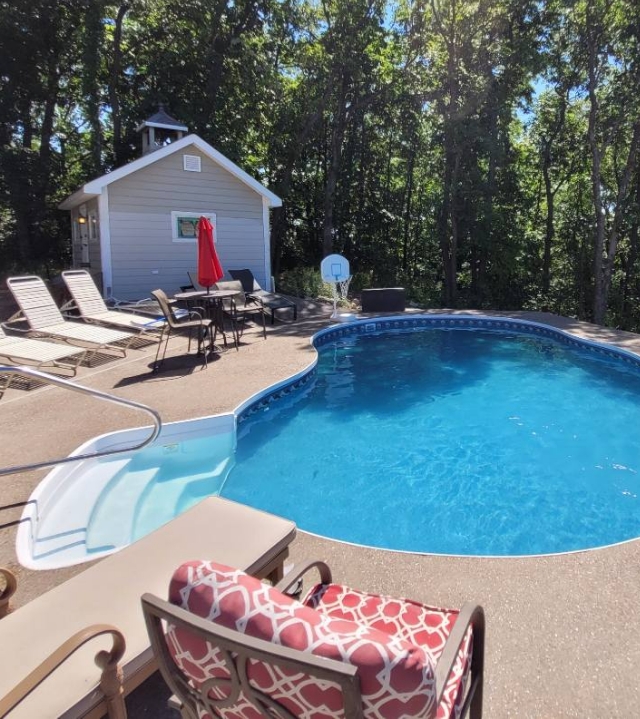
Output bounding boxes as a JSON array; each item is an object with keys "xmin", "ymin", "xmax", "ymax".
[
  {"xmin": 142, "ymin": 560, "xmax": 485, "ymax": 719},
  {"xmin": 60, "ymin": 270, "xmax": 163, "ymax": 343},
  {"xmin": 150, "ymin": 289, "xmax": 213, "ymax": 370},
  {"xmin": 0, "ymin": 324, "xmax": 87, "ymax": 398},
  {"xmin": 6, "ymin": 275, "xmax": 134, "ymax": 358},
  {"xmin": 229, "ymin": 269, "xmax": 297, "ymax": 324},
  {"xmin": 214, "ymin": 280, "xmax": 267, "ymax": 342}
]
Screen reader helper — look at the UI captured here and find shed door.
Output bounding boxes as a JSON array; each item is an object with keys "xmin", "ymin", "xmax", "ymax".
[{"xmin": 73, "ymin": 214, "xmax": 90, "ymax": 266}]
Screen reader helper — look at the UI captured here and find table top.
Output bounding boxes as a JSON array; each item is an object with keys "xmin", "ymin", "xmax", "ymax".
[{"xmin": 174, "ymin": 289, "xmax": 237, "ymax": 301}]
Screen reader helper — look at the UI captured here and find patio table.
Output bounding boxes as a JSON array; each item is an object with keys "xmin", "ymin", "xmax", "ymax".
[{"xmin": 174, "ymin": 289, "xmax": 238, "ymax": 350}]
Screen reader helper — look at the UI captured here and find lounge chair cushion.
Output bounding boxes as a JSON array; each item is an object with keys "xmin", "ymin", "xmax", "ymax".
[
  {"xmin": 167, "ymin": 560, "xmax": 438, "ymax": 718},
  {"xmin": 303, "ymin": 583, "xmax": 474, "ymax": 719}
]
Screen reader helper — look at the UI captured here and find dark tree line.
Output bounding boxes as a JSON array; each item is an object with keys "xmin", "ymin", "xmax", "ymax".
[{"xmin": 2, "ymin": 0, "xmax": 640, "ymax": 328}]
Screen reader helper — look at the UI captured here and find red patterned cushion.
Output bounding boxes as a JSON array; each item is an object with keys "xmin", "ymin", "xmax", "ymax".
[
  {"xmin": 303, "ymin": 584, "xmax": 473, "ymax": 719},
  {"xmin": 167, "ymin": 560, "xmax": 437, "ymax": 718}
]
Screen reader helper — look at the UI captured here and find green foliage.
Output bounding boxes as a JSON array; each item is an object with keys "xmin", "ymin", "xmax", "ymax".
[
  {"xmin": 277, "ymin": 267, "xmax": 324, "ymax": 298},
  {"xmin": 2, "ymin": 0, "xmax": 640, "ymax": 329}
]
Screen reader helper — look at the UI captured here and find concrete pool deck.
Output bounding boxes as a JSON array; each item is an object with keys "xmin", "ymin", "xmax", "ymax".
[{"xmin": 1, "ymin": 303, "xmax": 640, "ymax": 717}]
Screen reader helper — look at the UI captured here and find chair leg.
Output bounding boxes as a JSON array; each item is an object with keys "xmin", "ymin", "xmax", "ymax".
[
  {"xmin": 201, "ymin": 326, "xmax": 209, "ymax": 369},
  {"xmin": 468, "ymin": 609, "xmax": 485, "ymax": 719},
  {"xmin": 260, "ymin": 309, "xmax": 266, "ymax": 339},
  {"xmin": 153, "ymin": 326, "xmax": 169, "ymax": 371},
  {"xmin": 231, "ymin": 315, "xmax": 240, "ymax": 350}
]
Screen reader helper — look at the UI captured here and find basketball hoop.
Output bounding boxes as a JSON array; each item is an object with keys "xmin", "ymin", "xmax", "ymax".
[{"xmin": 320, "ymin": 254, "xmax": 354, "ymax": 321}]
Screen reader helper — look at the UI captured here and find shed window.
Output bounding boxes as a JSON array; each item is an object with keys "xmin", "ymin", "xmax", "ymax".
[
  {"xmin": 183, "ymin": 154, "xmax": 201, "ymax": 172},
  {"xmin": 171, "ymin": 211, "xmax": 216, "ymax": 243}
]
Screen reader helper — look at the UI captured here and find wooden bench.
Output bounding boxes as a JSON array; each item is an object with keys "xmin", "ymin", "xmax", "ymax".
[{"xmin": 0, "ymin": 497, "xmax": 296, "ymax": 718}]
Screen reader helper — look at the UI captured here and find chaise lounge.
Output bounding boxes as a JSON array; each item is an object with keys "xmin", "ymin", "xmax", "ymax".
[
  {"xmin": 61, "ymin": 270, "xmax": 163, "ymax": 342},
  {"xmin": 0, "ymin": 326, "xmax": 87, "ymax": 398},
  {"xmin": 229, "ymin": 268, "xmax": 298, "ymax": 324},
  {"xmin": 6, "ymin": 276, "xmax": 135, "ymax": 358}
]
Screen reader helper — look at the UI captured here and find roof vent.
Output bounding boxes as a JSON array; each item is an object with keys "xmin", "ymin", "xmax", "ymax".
[{"xmin": 183, "ymin": 154, "xmax": 201, "ymax": 172}]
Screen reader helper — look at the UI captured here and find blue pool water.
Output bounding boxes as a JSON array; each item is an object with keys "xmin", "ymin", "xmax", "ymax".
[{"xmin": 213, "ymin": 324, "xmax": 640, "ymax": 556}]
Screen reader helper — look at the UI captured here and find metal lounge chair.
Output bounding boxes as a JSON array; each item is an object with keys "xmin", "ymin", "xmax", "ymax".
[
  {"xmin": 150, "ymin": 289, "xmax": 214, "ymax": 370},
  {"xmin": 229, "ymin": 268, "xmax": 297, "ymax": 324},
  {"xmin": 213, "ymin": 279, "xmax": 267, "ymax": 342},
  {"xmin": 0, "ymin": 325, "xmax": 87, "ymax": 398},
  {"xmin": 6, "ymin": 276, "xmax": 134, "ymax": 358},
  {"xmin": 142, "ymin": 559, "xmax": 485, "ymax": 719},
  {"xmin": 61, "ymin": 270, "xmax": 163, "ymax": 341}
]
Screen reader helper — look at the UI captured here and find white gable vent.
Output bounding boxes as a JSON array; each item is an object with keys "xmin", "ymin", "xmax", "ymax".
[{"xmin": 183, "ymin": 154, "xmax": 201, "ymax": 172}]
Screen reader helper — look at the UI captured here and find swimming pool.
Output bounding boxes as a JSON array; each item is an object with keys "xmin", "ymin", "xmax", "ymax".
[{"xmin": 18, "ymin": 316, "xmax": 640, "ymax": 566}]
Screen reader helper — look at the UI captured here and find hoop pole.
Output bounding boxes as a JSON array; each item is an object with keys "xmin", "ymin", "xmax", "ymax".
[{"xmin": 332, "ymin": 274, "xmax": 339, "ymax": 318}]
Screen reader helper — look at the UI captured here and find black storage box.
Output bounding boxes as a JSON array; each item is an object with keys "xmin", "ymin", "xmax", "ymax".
[{"xmin": 360, "ymin": 288, "xmax": 406, "ymax": 313}]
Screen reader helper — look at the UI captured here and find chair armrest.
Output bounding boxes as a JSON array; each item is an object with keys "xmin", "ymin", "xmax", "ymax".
[
  {"xmin": 434, "ymin": 602, "xmax": 485, "ymax": 710},
  {"xmin": 274, "ymin": 560, "xmax": 333, "ymax": 594},
  {"xmin": 186, "ymin": 307, "xmax": 205, "ymax": 322},
  {"xmin": 3, "ymin": 311, "xmax": 26, "ymax": 327},
  {"xmin": 1, "ymin": 320, "xmax": 30, "ymax": 335},
  {"xmin": 59, "ymin": 299, "xmax": 77, "ymax": 314},
  {"xmin": 0, "ymin": 624, "xmax": 126, "ymax": 717},
  {"xmin": 112, "ymin": 298, "xmax": 155, "ymax": 316},
  {"xmin": 0, "ymin": 567, "xmax": 17, "ymax": 618}
]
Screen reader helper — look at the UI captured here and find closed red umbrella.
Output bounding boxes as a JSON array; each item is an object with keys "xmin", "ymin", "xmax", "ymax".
[{"xmin": 197, "ymin": 216, "xmax": 224, "ymax": 291}]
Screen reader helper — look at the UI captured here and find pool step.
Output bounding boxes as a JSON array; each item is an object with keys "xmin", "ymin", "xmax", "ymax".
[
  {"xmin": 33, "ymin": 458, "xmax": 132, "ymax": 563},
  {"xmin": 85, "ymin": 464, "xmax": 161, "ymax": 552},
  {"xmin": 132, "ymin": 457, "xmax": 234, "ymax": 540}
]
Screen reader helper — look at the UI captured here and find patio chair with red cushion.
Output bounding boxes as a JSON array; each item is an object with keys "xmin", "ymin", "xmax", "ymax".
[{"xmin": 142, "ymin": 559, "xmax": 485, "ymax": 719}]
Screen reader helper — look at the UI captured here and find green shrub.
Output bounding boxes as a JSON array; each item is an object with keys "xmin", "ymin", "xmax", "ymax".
[{"xmin": 277, "ymin": 267, "xmax": 324, "ymax": 298}]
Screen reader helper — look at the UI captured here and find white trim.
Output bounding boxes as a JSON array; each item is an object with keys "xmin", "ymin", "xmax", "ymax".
[
  {"xmin": 98, "ymin": 188, "xmax": 113, "ymax": 298},
  {"xmin": 61, "ymin": 135, "xmax": 281, "ymax": 208},
  {"xmin": 135, "ymin": 120, "xmax": 188, "ymax": 132},
  {"xmin": 262, "ymin": 197, "xmax": 272, "ymax": 290}
]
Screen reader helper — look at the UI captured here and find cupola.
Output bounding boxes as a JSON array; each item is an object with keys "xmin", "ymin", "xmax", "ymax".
[{"xmin": 136, "ymin": 105, "xmax": 188, "ymax": 155}]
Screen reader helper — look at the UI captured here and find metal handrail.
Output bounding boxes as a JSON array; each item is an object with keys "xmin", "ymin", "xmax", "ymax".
[{"xmin": 0, "ymin": 365, "xmax": 162, "ymax": 477}]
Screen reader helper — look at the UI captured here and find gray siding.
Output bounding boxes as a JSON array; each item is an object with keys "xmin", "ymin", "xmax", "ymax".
[{"xmin": 107, "ymin": 147, "xmax": 268, "ymax": 299}]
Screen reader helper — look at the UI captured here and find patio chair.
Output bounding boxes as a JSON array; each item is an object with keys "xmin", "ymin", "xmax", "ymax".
[
  {"xmin": 186, "ymin": 270, "xmax": 208, "ymax": 293},
  {"xmin": 61, "ymin": 270, "xmax": 163, "ymax": 341},
  {"xmin": 142, "ymin": 559, "xmax": 485, "ymax": 719},
  {"xmin": 214, "ymin": 280, "xmax": 267, "ymax": 342},
  {"xmin": 0, "ymin": 566, "xmax": 17, "ymax": 618},
  {"xmin": 150, "ymin": 289, "xmax": 214, "ymax": 370},
  {"xmin": 6, "ymin": 276, "xmax": 134, "ymax": 358},
  {"xmin": 0, "ymin": 325, "xmax": 87, "ymax": 398},
  {"xmin": 229, "ymin": 268, "xmax": 297, "ymax": 324}
]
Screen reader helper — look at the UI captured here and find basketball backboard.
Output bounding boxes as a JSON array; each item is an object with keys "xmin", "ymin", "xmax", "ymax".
[{"xmin": 320, "ymin": 254, "xmax": 350, "ymax": 282}]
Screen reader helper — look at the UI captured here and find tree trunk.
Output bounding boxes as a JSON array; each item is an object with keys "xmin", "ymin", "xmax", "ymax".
[
  {"xmin": 270, "ymin": 85, "xmax": 334, "ymax": 271},
  {"xmin": 587, "ymin": 24, "xmax": 607, "ymax": 325},
  {"xmin": 83, "ymin": 0, "xmax": 105, "ymax": 175},
  {"xmin": 622, "ymin": 172, "xmax": 640, "ymax": 324},
  {"xmin": 542, "ymin": 146, "xmax": 554, "ymax": 297},
  {"xmin": 322, "ymin": 80, "xmax": 348, "ymax": 256},
  {"xmin": 108, "ymin": 4, "xmax": 129, "ymax": 166},
  {"xmin": 402, "ymin": 150, "xmax": 416, "ymax": 274}
]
